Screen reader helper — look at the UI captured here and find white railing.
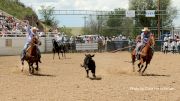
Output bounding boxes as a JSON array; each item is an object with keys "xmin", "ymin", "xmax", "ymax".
[{"xmin": 0, "ymin": 31, "xmax": 57, "ymax": 37}]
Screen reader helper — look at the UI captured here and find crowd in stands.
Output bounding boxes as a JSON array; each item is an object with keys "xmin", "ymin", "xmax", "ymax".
[{"xmin": 0, "ymin": 12, "xmax": 25, "ymax": 37}]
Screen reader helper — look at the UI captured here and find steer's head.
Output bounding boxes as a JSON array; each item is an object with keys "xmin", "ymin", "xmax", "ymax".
[
  {"xmin": 84, "ymin": 54, "xmax": 95, "ymax": 64},
  {"xmin": 85, "ymin": 54, "xmax": 94, "ymax": 59}
]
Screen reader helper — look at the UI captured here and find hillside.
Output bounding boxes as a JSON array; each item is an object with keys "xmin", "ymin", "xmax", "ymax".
[{"xmin": 0, "ymin": 0, "xmax": 43, "ymax": 29}]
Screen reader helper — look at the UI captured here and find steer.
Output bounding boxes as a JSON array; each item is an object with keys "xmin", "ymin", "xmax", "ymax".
[{"xmin": 81, "ymin": 54, "xmax": 96, "ymax": 78}]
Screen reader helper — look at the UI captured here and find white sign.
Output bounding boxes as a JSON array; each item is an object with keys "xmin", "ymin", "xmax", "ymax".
[
  {"xmin": 145, "ymin": 10, "xmax": 155, "ymax": 17},
  {"xmin": 126, "ymin": 10, "xmax": 135, "ymax": 17}
]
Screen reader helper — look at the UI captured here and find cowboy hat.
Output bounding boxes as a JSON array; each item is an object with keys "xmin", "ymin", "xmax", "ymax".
[
  {"xmin": 32, "ymin": 27, "xmax": 38, "ymax": 31},
  {"xmin": 142, "ymin": 27, "xmax": 150, "ymax": 32}
]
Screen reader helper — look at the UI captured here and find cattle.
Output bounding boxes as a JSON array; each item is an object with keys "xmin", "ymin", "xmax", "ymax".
[{"xmin": 81, "ymin": 54, "xmax": 96, "ymax": 78}]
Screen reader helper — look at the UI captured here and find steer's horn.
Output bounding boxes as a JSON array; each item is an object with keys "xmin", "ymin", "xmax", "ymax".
[{"xmin": 91, "ymin": 54, "xmax": 95, "ymax": 57}]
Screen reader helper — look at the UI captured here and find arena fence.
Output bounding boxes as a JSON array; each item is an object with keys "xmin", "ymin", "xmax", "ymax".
[{"xmin": 0, "ymin": 34, "xmax": 163, "ymax": 55}]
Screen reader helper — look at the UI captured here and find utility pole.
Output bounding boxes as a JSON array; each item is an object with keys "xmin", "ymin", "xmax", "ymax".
[
  {"xmin": 83, "ymin": 16, "xmax": 87, "ymax": 28},
  {"xmin": 157, "ymin": 0, "xmax": 160, "ymax": 39}
]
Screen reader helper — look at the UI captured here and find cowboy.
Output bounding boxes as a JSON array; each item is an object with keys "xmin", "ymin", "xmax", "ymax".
[
  {"xmin": 135, "ymin": 27, "xmax": 151, "ymax": 59},
  {"xmin": 21, "ymin": 21, "xmax": 41, "ymax": 64}
]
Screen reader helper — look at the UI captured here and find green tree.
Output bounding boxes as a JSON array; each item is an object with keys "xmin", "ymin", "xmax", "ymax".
[
  {"xmin": 59, "ymin": 25, "xmax": 72, "ymax": 36},
  {"xmin": 129, "ymin": 0, "xmax": 177, "ymax": 36},
  {"xmin": 81, "ymin": 15, "xmax": 99, "ymax": 35},
  {"xmin": 102, "ymin": 8, "xmax": 134, "ymax": 37},
  {"xmin": 39, "ymin": 6, "xmax": 57, "ymax": 27}
]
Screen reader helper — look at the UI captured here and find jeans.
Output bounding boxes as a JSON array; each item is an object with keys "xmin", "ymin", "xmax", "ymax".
[
  {"xmin": 21, "ymin": 43, "xmax": 29, "ymax": 60},
  {"xmin": 135, "ymin": 42, "xmax": 143, "ymax": 55}
]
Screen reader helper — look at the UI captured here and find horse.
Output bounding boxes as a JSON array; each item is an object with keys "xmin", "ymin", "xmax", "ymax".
[
  {"xmin": 22, "ymin": 36, "xmax": 40, "ymax": 74},
  {"xmin": 131, "ymin": 35, "xmax": 155, "ymax": 75},
  {"xmin": 52, "ymin": 39, "xmax": 66, "ymax": 59}
]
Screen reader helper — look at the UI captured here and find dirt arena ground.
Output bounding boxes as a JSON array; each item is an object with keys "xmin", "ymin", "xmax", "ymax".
[{"xmin": 0, "ymin": 52, "xmax": 180, "ymax": 101}]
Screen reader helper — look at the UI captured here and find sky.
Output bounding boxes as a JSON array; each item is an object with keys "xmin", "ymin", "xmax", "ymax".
[{"xmin": 19, "ymin": 0, "xmax": 180, "ymax": 27}]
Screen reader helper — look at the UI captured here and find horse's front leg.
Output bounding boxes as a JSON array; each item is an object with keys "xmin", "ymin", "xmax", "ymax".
[
  {"xmin": 35, "ymin": 61, "xmax": 39, "ymax": 71},
  {"xmin": 28, "ymin": 62, "xmax": 32, "ymax": 74},
  {"xmin": 61, "ymin": 50, "xmax": 64, "ymax": 58},
  {"xmin": 58, "ymin": 50, "xmax": 60, "ymax": 59},
  {"xmin": 142, "ymin": 62, "xmax": 148, "ymax": 75},
  {"xmin": 64, "ymin": 51, "xmax": 66, "ymax": 59},
  {"xmin": 53, "ymin": 49, "xmax": 55, "ymax": 60},
  {"xmin": 138, "ymin": 58, "xmax": 144, "ymax": 73}
]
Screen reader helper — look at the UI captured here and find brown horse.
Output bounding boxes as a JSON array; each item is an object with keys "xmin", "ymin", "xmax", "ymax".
[
  {"xmin": 131, "ymin": 35, "xmax": 155, "ymax": 75},
  {"xmin": 22, "ymin": 36, "xmax": 40, "ymax": 74}
]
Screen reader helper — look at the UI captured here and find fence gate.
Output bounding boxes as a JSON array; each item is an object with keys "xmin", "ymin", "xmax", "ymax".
[{"xmin": 45, "ymin": 37, "xmax": 54, "ymax": 52}]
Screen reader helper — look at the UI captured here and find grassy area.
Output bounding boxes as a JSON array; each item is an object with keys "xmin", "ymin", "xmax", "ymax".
[
  {"xmin": 0, "ymin": 0, "xmax": 36, "ymax": 20},
  {"xmin": 69, "ymin": 27, "xmax": 83, "ymax": 36}
]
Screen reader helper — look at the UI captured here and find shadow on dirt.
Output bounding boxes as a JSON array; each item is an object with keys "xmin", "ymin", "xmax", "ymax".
[{"xmin": 142, "ymin": 73, "xmax": 170, "ymax": 77}]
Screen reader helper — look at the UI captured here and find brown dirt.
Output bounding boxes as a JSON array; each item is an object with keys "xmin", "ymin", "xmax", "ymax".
[{"xmin": 0, "ymin": 52, "xmax": 180, "ymax": 101}]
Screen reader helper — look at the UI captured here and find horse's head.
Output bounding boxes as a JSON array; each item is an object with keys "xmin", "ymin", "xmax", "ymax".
[
  {"xmin": 31, "ymin": 36, "xmax": 39, "ymax": 45},
  {"xmin": 147, "ymin": 34, "xmax": 155, "ymax": 47}
]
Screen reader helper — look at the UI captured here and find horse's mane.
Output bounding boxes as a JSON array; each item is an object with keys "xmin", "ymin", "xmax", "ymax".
[{"xmin": 140, "ymin": 36, "xmax": 154, "ymax": 64}]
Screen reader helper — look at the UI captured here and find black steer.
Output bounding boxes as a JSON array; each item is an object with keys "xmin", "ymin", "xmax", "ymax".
[{"xmin": 81, "ymin": 54, "xmax": 96, "ymax": 78}]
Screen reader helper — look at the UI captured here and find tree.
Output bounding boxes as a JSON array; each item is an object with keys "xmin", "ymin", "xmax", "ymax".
[
  {"xmin": 38, "ymin": 6, "xmax": 57, "ymax": 27},
  {"xmin": 129, "ymin": 0, "xmax": 177, "ymax": 36},
  {"xmin": 102, "ymin": 8, "xmax": 134, "ymax": 37},
  {"xmin": 82, "ymin": 15, "xmax": 99, "ymax": 35},
  {"xmin": 58, "ymin": 25, "xmax": 72, "ymax": 36}
]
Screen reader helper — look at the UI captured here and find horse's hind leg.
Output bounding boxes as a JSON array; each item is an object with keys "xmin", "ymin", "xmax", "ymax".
[
  {"xmin": 132, "ymin": 55, "xmax": 136, "ymax": 72},
  {"xmin": 21, "ymin": 60, "xmax": 24, "ymax": 72}
]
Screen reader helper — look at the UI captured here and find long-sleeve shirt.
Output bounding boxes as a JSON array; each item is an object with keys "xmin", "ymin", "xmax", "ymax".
[
  {"xmin": 25, "ymin": 25, "xmax": 35, "ymax": 44},
  {"xmin": 141, "ymin": 32, "xmax": 150, "ymax": 44}
]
